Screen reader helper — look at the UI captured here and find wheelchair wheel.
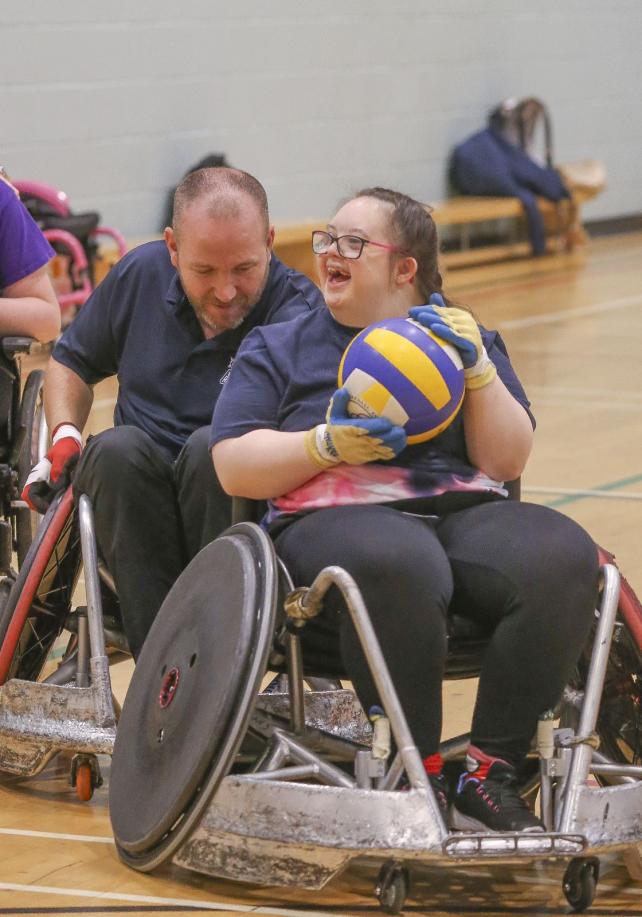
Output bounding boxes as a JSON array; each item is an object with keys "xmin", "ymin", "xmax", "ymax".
[
  {"xmin": 0, "ymin": 487, "xmax": 80, "ymax": 684},
  {"xmin": 110, "ymin": 522, "xmax": 277, "ymax": 872},
  {"xmin": 15, "ymin": 369, "xmax": 48, "ymax": 568},
  {"xmin": 570, "ymin": 560, "xmax": 642, "ymax": 771}
]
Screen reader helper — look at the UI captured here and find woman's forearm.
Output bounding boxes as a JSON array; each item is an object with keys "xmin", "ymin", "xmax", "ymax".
[
  {"xmin": 212, "ymin": 429, "xmax": 322, "ymax": 499},
  {"xmin": 463, "ymin": 376, "xmax": 533, "ymax": 482}
]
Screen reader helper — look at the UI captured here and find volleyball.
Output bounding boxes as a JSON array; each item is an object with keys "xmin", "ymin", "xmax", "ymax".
[{"xmin": 338, "ymin": 317, "xmax": 465, "ymax": 443}]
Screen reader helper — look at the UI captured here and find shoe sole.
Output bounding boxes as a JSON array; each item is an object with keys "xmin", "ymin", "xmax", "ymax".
[{"xmin": 450, "ymin": 807, "xmax": 545, "ymax": 833}]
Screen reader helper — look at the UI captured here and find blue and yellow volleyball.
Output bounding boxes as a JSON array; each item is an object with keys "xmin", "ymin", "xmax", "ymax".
[{"xmin": 338, "ymin": 317, "xmax": 465, "ymax": 443}]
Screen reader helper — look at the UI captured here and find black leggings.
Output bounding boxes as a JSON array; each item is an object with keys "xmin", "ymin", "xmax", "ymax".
[
  {"xmin": 274, "ymin": 501, "xmax": 599, "ymax": 766},
  {"xmin": 73, "ymin": 425, "xmax": 232, "ymax": 658}
]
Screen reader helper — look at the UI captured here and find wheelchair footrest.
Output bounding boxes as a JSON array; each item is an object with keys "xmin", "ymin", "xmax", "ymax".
[{"xmin": 443, "ymin": 831, "xmax": 586, "ymax": 859}]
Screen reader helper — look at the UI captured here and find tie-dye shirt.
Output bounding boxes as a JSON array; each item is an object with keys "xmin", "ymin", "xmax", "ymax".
[{"xmin": 211, "ymin": 307, "xmax": 534, "ymax": 526}]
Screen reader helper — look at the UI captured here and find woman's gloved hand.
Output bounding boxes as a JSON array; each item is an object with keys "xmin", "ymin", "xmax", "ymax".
[
  {"xmin": 409, "ymin": 293, "xmax": 497, "ymax": 390},
  {"xmin": 305, "ymin": 388, "xmax": 407, "ymax": 469}
]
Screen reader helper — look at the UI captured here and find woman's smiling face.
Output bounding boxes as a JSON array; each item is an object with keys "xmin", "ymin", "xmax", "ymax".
[{"xmin": 316, "ymin": 196, "xmax": 404, "ymax": 326}]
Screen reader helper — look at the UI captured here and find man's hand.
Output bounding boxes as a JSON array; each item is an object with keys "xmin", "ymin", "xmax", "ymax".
[
  {"xmin": 305, "ymin": 388, "xmax": 407, "ymax": 469},
  {"xmin": 410, "ymin": 293, "xmax": 497, "ymax": 390},
  {"xmin": 21, "ymin": 423, "xmax": 82, "ymax": 513}
]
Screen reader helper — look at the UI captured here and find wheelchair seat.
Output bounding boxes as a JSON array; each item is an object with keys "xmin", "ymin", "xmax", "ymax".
[{"xmin": 40, "ymin": 211, "xmax": 100, "ymax": 243}]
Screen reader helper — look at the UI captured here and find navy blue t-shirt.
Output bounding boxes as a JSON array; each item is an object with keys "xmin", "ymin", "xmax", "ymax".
[
  {"xmin": 211, "ymin": 307, "xmax": 535, "ymax": 523},
  {"xmin": 53, "ymin": 241, "xmax": 324, "ymax": 459}
]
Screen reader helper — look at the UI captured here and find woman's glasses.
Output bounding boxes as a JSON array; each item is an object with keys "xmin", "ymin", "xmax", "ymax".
[{"xmin": 311, "ymin": 230, "xmax": 408, "ymax": 260}]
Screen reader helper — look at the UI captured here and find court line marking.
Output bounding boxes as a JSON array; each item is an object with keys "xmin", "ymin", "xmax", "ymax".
[
  {"xmin": 533, "ymin": 472, "xmax": 642, "ymax": 508},
  {"xmin": 499, "ymin": 292, "xmax": 642, "ymax": 330},
  {"xmin": 527, "ymin": 384, "xmax": 642, "ymax": 401},
  {"xmin": 523, "ymin": 486, "xmax": 642, "ymax": 502},
  {"xmin": 533, "ymin": 400, "xmax": 642, "ymax": 412},
  {"xmin": 0, "ymin": 883, "xmax": 337, "ymax": 917},
  {"xmin": 0, "ymin": 828, "xmax": 113, "ymax": 844}
]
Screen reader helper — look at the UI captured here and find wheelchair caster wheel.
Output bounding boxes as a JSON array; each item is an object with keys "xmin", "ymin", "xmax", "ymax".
[
  {"xmin": 71, "ymin": 754, "xmax": 102, "ymax": 802},
  {"xmin": 375, "ymin": 861, "xmax": 409, "ymax": 914},
  {"xmin": 562, "ymin": 856, "xmax": 599, "ymax": 912}
]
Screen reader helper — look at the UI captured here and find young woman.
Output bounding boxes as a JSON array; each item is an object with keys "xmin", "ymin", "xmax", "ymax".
[{"xmin": 211, "ymin": 187, "xmax": 598, "ymax": 833}]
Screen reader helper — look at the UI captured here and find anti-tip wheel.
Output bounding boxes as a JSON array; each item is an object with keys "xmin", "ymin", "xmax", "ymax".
[
  {"xmin": 562, "ymin": 856, "xmax": 599, "ymax": 912},
  {"xmin": 375, "ymin": 861, "xmax": 409, "ymax": 915}
]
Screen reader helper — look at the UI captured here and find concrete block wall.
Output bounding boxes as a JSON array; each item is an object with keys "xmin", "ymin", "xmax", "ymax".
[{"xmin": 2, "ymin": 0, "xmax": 641, "ymax": 235}]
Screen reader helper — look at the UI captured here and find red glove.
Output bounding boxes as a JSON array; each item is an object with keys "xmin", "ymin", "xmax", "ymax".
[{"xmin": 22, "ymin": 423, "xmax": 82, "ymax": 513}]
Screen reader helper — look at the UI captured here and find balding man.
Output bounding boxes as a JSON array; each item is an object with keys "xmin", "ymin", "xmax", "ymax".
[{"xmin": 23, "ymin": 168, "xmax": 324, "ymax": 657}]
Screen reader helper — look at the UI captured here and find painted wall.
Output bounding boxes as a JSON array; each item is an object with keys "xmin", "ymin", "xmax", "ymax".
[{"xmin": 2, "ymin": 0, "xmax": 640, "ymax": 235}]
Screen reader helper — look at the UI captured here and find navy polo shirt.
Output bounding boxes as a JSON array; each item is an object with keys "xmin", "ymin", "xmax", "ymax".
[
  {"xmin": 53, "ymin": 240, "xmax": 323, "ymax": 459},
  {"xmin": 212, "ymin": 307, "xmax": 535, "ymax": 522}
]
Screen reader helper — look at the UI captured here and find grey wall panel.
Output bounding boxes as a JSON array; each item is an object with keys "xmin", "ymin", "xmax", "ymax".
[{"xmin": 2, "ymin": 1, "xmax": 640, "ymax": 234}]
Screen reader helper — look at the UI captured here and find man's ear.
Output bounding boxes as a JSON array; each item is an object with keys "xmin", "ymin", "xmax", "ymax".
[
  {"xmin": 164, "ymin": 227, "xmax": 178, "ymax": 268},
  {"xmin": 266, "ymin": 224, "xmax": 275, "ymax": 251},
  {"xmin": 394, "ymin": 255, "xmax": 418, "ymax": 289}
]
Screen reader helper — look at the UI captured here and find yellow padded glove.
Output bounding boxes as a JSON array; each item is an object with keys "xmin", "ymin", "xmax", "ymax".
[
  {"xmin": 304, "ymin": 388, "xmax": 407, "ymax": 469},
  {"xmin": 409, "ymin": 294, "xmax": 497, "ymax": 391}
]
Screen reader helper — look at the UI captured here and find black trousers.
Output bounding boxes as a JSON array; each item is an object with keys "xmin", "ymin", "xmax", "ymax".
[
  {"xmin": 73, "ymin": 425, "xmax": 230, "ymax": 658},
  {"xmin": 274, "ymin": 500, "xmax": 599, "ymax": 766}
]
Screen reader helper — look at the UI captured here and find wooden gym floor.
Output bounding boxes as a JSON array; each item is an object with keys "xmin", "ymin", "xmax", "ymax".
[{"xmin": 0, "ymin": 231, "xmax": 641, "ymax": 915}]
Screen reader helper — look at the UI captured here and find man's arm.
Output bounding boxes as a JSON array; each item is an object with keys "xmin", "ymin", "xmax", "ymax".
[
  {"xmin": 22, "ymin": 357, "xmax": 93, "ymax": 512},
  {"xmin": 44, "ymin": 357, "xmax": 95, "ymax": 434},
  {"xmin": 1, "ymin": 265, "xmax": 61, "ymax": 342}
]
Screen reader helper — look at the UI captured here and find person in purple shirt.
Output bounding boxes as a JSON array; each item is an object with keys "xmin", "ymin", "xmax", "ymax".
[{"xmin": 0, "ymin": 168, "xmax": 60, "ymax": 342}]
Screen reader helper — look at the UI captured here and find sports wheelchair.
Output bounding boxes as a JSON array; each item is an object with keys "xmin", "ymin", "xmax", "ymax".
[
  {"xmin": 14, "ymin": 180, "xmax": 127, "ymax": 318},
  {"xmin": 1, "ymin": 488, "xmax": 642, "ymax": 913},
  {"xmin": 0, "ymin": 337, "xmax": 48, "ymax": 574}
]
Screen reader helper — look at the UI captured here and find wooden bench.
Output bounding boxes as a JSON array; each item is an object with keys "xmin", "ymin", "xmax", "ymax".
[
  {"xmin": 272, "ymin": 185, "xmax": 601, "ymax": 280},
  {"xmin": 429, "ymin": 187, "xmax": 598, "ymax": 268}
]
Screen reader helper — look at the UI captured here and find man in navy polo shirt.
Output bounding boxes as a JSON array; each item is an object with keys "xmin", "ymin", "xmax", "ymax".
[{"xmin": 23, "ymin": 167, "xmax": 324, "ymax": 657}]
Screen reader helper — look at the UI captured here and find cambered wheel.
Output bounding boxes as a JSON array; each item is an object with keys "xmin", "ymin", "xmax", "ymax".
[
  {"xmin": 0, "ymin": 488, "xmax": 80, "ymax": 684},
  {"xmin": 562, "ymin": 856, "xmax": 599, "ymax": 912},
  {"xmin": 375, "ymin": 862, "xmax": 409, "ymax": 915},
  {"xmin": 15, "ymin": 369, "xmax": 48, "ymax": 567},
  {"xmin": 570, "ymin": 568, "xmax": 642, "ymax": 772},
  {"xmin": 110, "ymin": 522, "xmax": 277, "ymax": 873}
]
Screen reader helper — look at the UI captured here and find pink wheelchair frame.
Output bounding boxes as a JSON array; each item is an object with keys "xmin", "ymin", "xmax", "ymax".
[{"xmin": 15, "ymin": 180, "xmax": 127, "ymax": 314}]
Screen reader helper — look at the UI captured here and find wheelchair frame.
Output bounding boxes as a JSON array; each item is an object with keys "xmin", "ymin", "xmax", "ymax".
[
  {"xmin": 0, "ymin": 490, "xmax": 641, "ymax": 912},
  {"xmin": 14, "ymin": 179, "xmax": 127, "ymax": 316},
  {"xmin": 0, "ymin": 337, "xmax": 48, "ymax": 573}
]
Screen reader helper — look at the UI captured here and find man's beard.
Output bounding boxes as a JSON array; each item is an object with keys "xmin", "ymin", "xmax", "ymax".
[
  {"xmin": 193, "ymin": 301, "xmax": 248, "ymax": 334},
  {"xmin": 183, "ymin": 254, "xmax": 271, "ymax": 336}
]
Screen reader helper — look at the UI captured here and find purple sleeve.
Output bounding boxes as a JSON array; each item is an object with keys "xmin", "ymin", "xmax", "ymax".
[{"xmin": 0, "ymin": 184, "xmax": 55, "ymax": 290}]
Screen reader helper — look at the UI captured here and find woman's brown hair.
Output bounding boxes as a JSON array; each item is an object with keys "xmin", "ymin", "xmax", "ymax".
[{"xmin": 353, "ymin": 187, "xmax": 466, "ymax": 311}]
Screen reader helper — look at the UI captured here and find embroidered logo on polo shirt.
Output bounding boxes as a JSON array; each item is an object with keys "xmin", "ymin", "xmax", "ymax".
[{"xmin": 220, "ymin": 357, "xmax": 235, "ymax": 384}]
